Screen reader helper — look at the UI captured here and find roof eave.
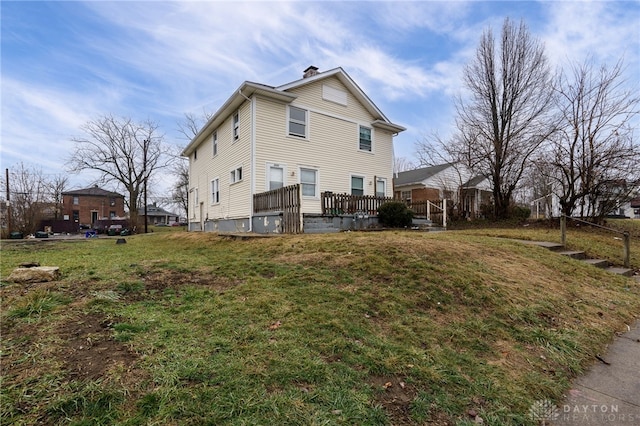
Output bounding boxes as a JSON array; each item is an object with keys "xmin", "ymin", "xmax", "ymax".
[
  {"xmin": 372, "ymin": 120, "xmax": 406, "ymax": 133},
  {"xmin": 181, "ymin": 82, "xmax": 297, "ymax": 157}
]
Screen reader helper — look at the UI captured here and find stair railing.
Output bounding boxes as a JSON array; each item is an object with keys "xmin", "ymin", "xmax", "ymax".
[{"xmin": 560, "ymin": 215, "xmax": 631, "ymax": 268}]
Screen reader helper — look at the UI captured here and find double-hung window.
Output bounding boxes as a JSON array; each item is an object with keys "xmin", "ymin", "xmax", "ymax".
[
  {"xmin": 211, "ymin": 178, "xmax": 220, "ymax": 204},
  {"xmin": 288, "ymin": 106, "xmax": 307, "ymax": 138},
  {"xmin": 359, "ymin": 126, "xmax": 372, "ymax": 152},
  {"xmin": 232, "ymin": 112, "xmax": 239, "ymax": 140},
  {"xmin": 375, "ymin": 178, "xmax": 386, "ymax": 197},
  {"xmin": 212, "ymin": 132, "xmax": 218, "ymax": 156},
  {"xmin": 351, "ymin": 176, "xmax": 364, "ymax": 196},
  {"xmin": 300, "ymin": 168, "xmax": 317, "ymax": 197},
  {"xmin": 230, "ymin": 166, "xmax": 243, "ymax": 184}
]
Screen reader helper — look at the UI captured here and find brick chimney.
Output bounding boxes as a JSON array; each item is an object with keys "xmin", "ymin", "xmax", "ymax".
[{"xmin": 303, "ymin": 65, "xmax": 319, "ymax": 78}]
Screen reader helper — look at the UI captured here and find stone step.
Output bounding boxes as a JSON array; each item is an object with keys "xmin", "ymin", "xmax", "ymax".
[
  {"xmin": 582, "ymin": 258, "xmax": 609, "ymax": 268},
  {"xmin": 558, "ymin": 250, "xmax": 587, "ymax": 260},
  {"xmin": 605, "ymin": 266, "xmax": 635, "ymax": 277}
]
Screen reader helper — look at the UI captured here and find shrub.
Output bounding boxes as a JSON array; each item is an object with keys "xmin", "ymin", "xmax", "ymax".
[{"xmin": 377, "ymin": 201, "xmax": 414, "ymax": 228}]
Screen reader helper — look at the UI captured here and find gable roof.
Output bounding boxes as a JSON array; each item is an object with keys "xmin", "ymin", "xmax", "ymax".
[
  {"xmin": 138, "ymin": 204, "xmax": 178, "ymax": 217},
  {"xmin": 62, "ymin": 186, "xmax": 123, "ymax": 198},
  {"xmin": 393, "ymin": 164, "xmax": 454, "ymax": 186},
  {"xmin": 462, "ymin": 175, "xmax": 490, "ymax": 189},
  {"xmin": 181, "ymin": 66, "xmax": 405, "ymax": 157}
]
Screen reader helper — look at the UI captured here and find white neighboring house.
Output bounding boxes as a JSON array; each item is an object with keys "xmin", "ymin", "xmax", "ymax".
[
  {"xmin": 181, "ymin": 66, "xmax": 405, "ymax": 233},
  {"xmin": 393, "ymin": 164, "xmax": 492, "ymax": 219}
]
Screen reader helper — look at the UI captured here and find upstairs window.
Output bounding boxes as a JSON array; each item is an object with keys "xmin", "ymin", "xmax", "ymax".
[
  {"xmin": 232, "ymin": 112, "xmax": 239, "ymax": 140},
  {"xmin": 288, "ymin": 106, "xmax": 307, "ymax": 138},
  {"xmin": 212, "ymin": 132, "xmax": 218, "ymax": 156},
  {"xmin": 359, "ymin": 126, "xmax": 372, "ymax": 152},
  {"xmin": 230, "ymin": 166, "xmax": 243, "ymax": 184},
  {"xmin": 73, "ymin": 196, "xmax": 79, "ymax": 205},
  {"xmin": 351, "ymin": 176, "xmax": 364, "ymax": 196}
]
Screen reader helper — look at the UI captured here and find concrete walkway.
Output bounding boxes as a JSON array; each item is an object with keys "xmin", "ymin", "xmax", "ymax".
[{"xmin": 550, "ymin": 320, "xmax": 640, "ymax": 425}]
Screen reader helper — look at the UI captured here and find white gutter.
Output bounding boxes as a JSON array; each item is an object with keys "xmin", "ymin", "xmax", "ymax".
[{"xmin": 238, "ymin": 89, "xmax": 256, "ymax": 232}]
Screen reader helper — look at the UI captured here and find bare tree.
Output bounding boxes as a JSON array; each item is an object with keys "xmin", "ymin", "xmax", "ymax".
[
  {"xmin": 46, "ymin": 174, "xmax": 69, "ymax": 220},
  {"xmin": 537, "ymin": 58, "xmax": 640, "ymax": 222},
  {"xmin": 67, "ymin": 115, "xmax": 169, "ymax": 231},
  {"xmin": 2, "ymin": 162, "xmax": 49, "ymax": 235},
  {"xmin": 451, "ymin": 18, "xmax": 556, "ymax": 219},
  {"xmin": 393, "ymin": 156, "xmax": 417, "ymax": 174}
]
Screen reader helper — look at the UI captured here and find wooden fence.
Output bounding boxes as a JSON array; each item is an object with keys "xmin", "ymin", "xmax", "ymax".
[
  {"xmin": 253, "ymin": 184, "xmax": 301, "ymax": 233},
  {"xmin": 320, "ymin": 192, "xmax": 447, "ymax": 227},
  {"xmin": 321, "ymin": 192, "xmax": 393, "ymax": 215}
]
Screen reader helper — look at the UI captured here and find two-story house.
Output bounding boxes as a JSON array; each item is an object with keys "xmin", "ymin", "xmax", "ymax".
[
  {"xmin": 61, "ymin": 186, "xmax": 126, "ymax": 228},
  {"xmin": 182, "ymin": 66, "xmax": 405, "ymax": 233}
]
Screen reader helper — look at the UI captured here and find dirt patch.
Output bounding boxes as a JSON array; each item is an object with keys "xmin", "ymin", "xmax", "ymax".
[
  {"xmin": 369, "ymin": 375, "xmax": 421, "ymax": 425},
  {"xmin": 122, "ymin": 268, "xmax": 242, "ymax": 301},
  {"xmin": 57, "ymin": 312, "xmax": 137, "ymax": 381}
]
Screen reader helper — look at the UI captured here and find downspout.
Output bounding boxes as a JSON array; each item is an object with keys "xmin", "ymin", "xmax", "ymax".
[{"xmin": 238, "ymin": 89, "xmax": 255, "ymax": 232}]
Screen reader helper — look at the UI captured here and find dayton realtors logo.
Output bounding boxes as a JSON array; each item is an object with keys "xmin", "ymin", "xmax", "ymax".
[
  {"xmin": 528, "ymin": 400, "xmax": 560, "ymax": 424},
  {"xmin": 529, "ymin": 400, "xmax": 637, "ymax": 424}
]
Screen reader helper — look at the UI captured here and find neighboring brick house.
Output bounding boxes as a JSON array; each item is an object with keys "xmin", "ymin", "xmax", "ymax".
[
  {"xmin": 61, "ymin": 186, "xmax": 126, "ymax": 228},
  {"xmin": 394, "ymin": 163, "xmax": 491, "ymax": 219}
]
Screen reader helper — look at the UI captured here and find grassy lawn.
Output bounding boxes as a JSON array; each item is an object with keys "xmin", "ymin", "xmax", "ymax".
[{"xmin": 1, "ymin": 226, "xmax": 639, "ymax": 425}]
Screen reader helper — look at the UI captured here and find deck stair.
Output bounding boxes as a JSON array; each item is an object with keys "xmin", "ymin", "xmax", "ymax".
[{"xmin": 514, "ymin": 240, "xmax": 635, "ymax": 277}]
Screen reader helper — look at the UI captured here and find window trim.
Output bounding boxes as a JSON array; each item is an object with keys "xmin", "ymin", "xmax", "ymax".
[
  {"xmin": 375, "ymin": 177, "xmax": 387, "ymax": 197},
  {"xmin": 232, "ymin": 111, "xmax": 239, "ymax": 141},
  {"xmin": 266, "ymin": 163, "xmax": 286, "ymax": 191},
  {"xmin": 350, "ymin": 174, "xmax": 365, "ymax": 196},
  {"xmin": 299, "ymin": 167, "xmax": 319, "ymax": 198},
  {"xmin": 230, "ymin": 166, "xmax": 243, "ymax": 184},
  {"xmin": 287, "ymin": 105, "xmax": 308, "ymax": 139},
  {"xmin": 358, "ymin": 125, "xmax": 372, "ymax": 152},
  {"xmin": 212, "ymin": 131, "xmax": 218, "ymax": 157},
  {"xmin": 210, "ymin": 177, "xmax": 220, "ymax": 205}
]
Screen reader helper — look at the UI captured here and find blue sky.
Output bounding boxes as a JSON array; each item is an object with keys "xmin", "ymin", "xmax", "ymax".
[{"xmin": 2, "ymin": 1, "xmax": 639, "ymax": 191}]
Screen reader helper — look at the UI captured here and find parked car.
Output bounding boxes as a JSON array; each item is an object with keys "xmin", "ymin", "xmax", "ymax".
[{"xmin": 107, "ymin": 224, "xmax": 122, "ymax": 236}]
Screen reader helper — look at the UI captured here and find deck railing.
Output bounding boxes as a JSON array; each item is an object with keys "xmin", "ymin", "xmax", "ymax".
[{"xmin": 321, "ymin": 192, "xmax": 393, "ymax": 215}]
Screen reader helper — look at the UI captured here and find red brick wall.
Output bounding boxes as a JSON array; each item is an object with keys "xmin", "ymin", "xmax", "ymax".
[{"xmin": 62, "ymin": 194, "xmax": 126, "ymax": 226}]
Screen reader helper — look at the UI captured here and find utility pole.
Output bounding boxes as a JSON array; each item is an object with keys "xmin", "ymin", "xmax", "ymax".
[
  {"xmin": 5, "ymin": 168, "xmax": 11, "ymax": 236},
  {"xmin": 144, "ymin": 139, "xmax": 149, "ymax": 233}
]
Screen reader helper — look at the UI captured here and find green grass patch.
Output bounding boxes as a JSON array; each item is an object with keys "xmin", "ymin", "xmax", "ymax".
[{"xmin": 1, "ymin": 229, "xmax": 638, "ymax": 425}]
